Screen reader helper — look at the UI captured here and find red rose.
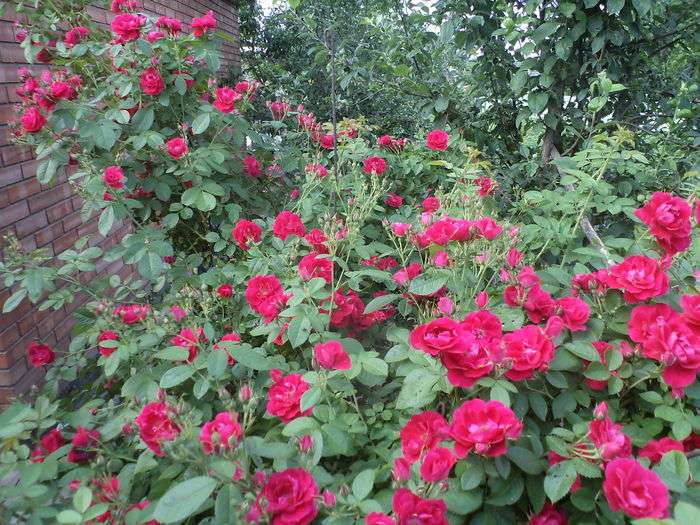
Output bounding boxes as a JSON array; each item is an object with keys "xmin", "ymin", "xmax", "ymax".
[
  {"xmin": 503, "ymin": 325, "xmax": 555, "ymax": 381},
  {"xmin": 30, "ymin": 428, "xmax": 65, "ymax": 463},
  {"xmin": 113, "ymin": 304, "xmax": 149, "ymax": 324},
  {"xmin": 419, "ymin": 447, "xmax": 456, "ymax": 482},
  {"xmin": 243, "ymin": 155, "xmax": 261, "ymax": 177},
  {"xmin": 638, "ymin": 437, "xmax": 684, "ymax": 465},
  {"xmin": 232, "ymin": 219, "xmax": 262, "ymax": 250},
  {"xmin": 523, "ymin": 285, "xmax": 556, "ymax": 324},
  {"xmin": 557, "ymin": 296, "xmax": 590, "ymax": 332},
  {"xmin": 314, "ymin": 340, "xmax": 351, "ymax": 370},
  {"xmin": 64, "ymin": 26, "xmax": 89, "ymax": 47},
  {"xmin": 170, "ymin": 326, "xmax": 207, "ymax": 362},
  {"xmin": 681, "ymin": 294, "xmax": 700, "ymax": 332},
  {"xmin": 111, "ymin": 13, "xmax": 143, "ymax": 43},
  {"xmin": 422, "ymin": 196, "xmax": 440, "ymax": 213},
  {"xmin": 305, "ymin": 162, "xmax": 328, "ymax": 178},
  {"xmin": 214, "ymin": 332, "xmax": 241, "ymax": 365},
  {"xmin": 213, "ymin": 86, "xmax": 240, "ymax": 113},
  {"xmin": 199, "ymin": 412, "xmax": 242, "ymax": 454},
  {"xmin": 216, "ymin": 283, "xmax": 233, "ymax": 298},
  {"xmin": 474, "ymin": 217, "xmax": 503, "ymax": 240},
  {"xmin": 140, "ymin": 67, "xmax": 164, "ymax": 96},
  {"xmin": 134, "ymin": 402, "xmax": 180, "ymax": 456},
  {"xmin": 589, "ymin": 414, "xmax": 632, "ymax": 461},
  {"xmin": 392, "ymin": 488, "xmax": 448, "ymax": 525},
  {"xmin": 67, "ymin": 427, "xmax": 100, "ymax": 464},
  {"xmin": 21, "ymin": 107, "xmax": 47, "ymax": 133},
  {"xmin": 425, "ymin": 129, "xmax": 449, "ymax": 151},
  {"xmin": 268, "ymin": 100, "xmax": 290, "ymax": 120},
  {"xmin": 266, "ymin": 369, "xmax": 312, "ymax": 423},
  {"xmin": 450, "ymin": 399, "xmax": 522, "ymax": 457},
  {"xmin": 272, "ymin": 210, "xmax": 305, "ymax": 241},
  {"xmin": 603, "ymin": 458, "xmax": 669, "ymax": 519},
  {"xmin": 385, "ymin": 193, "xmax": 403, "ymax": 208},
  {"xmin": 261, "ymin": 467, "xmax": 318, "ymax": 525},
  {"xmin": 103, "ymin": 165, "xmax": 125, "ymax": 189},
  {"xmin": 409, "ymin": 317, "xmax": 470, "ymax": 357},
  {"xmin": 363, "ymin": 156, "xmax": 387, "ymax": 175},
  {"xmin": 298, "ymin": 251, "xmax": 333, "ymax": 283},
  {"xmin": 166, "ymin": 137, "xmax": 188, "ymax": 159},
  {"xmin": 365, "ymin": 513, "xmax": 394, "ymax": 525},
  {"xmin": 97, "ymin": 330, "xmax": 119, "ymax": 357},
  {"xmin": 606, "ymin": 255, "xmax": 669, "ymax": 303},
  {"xmin": 474, "ymin": 176, "xmax": 497, "ymax": 197},
  {"xmin": 400, "ymin": 411, "xmax": 449, "ymax": 463},
  {"xmin": 245, "ymin": 274, "xmax": 287, "ymax": 322},
  {"xmin": 27, "ymin": 341, "xmax": 55, "ymax": 367},
  {"xmin": 319, "ymin": 133, "xmax": 335, "ymax": 149},
  {"xmin": 528, "ymin": 503, "xmax": 568, "ymax": 525},
  {"xmin": 156, "ymin": 16, "xmax": 182, "ymax": 34},
  {"xmin": 635, "ymin": 192, "xmax": 692, "ymax": 255},
  {"xmin": 191, "ymin": 10, "xmax": 216, "ymax": 38}
]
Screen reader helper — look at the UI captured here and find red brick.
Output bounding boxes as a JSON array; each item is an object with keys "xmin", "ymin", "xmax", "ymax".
[
  {"xmin": 52, "ymin": 229, "xmax": 78, "ymax": 255},
  {"xmin": 0, "ymin": 164, "xmax": 22, "ymax": 188},
  {"xmin": 1, "ymin": 199, "xmax": 29, "ymax": 225},
  {"xmin": 27, "ymin": 183, "xmax": 72, "ymax": 213},
  {"xmin": 0, "ymin": 356, "xmax": 28, "ymax": 387},
  {"xmin": 35, "ymin": 221, "xmax": 63, "ymax": 247},
  {"xmin": 6, "ymin": 177, "xmax": 40, "ymax": 203},
  {"xmin": 14, "ymin": 210, "xmax": 47, "ymax": 237},
  {"xmin": 46, "ymin": 199, "xmax": 73, "ymax": 223}
]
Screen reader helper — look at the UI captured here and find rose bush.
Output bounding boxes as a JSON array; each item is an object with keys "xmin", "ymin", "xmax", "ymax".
[{"xmin": 1, "ymin": 1, "xmax": 700, "ymax": 525}]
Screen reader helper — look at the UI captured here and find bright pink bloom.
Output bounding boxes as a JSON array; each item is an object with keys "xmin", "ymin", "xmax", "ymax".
[
  {"xmin": 635, "ymin": 192, "xmax": 692, "ymax": 255},
  {"xmin": 314, "ymin": 340, "xmax": 351, "ymax": 370},
  {"xmin": 606, "ymin": 255, "xmax": 669, "ymax": 303},
  {"xmin": 298, "ymin": 251, "xmax": 333, "ymax": 283},
  {"xmin": 273, "ymin": 211, "xmax": 305, "ymax": 241},
  {"xmin": 21, "ymin": 107, "xmax": 46, "ymax": 133},
  {"xmin": 528, "ymin": 503, "xmax": 568, "ymax": 525},
  {"xmin": 503, "ymin": 325, "xmax": 555, "ymax": 381},
  {"xmin": 111, "ymin": 13, "xmax": 143, "ymax": 42},
  {"xmin": 450, "ymin": 399, "xmax": 522, "ymax": 457},
  {"xmin": 166, "ymin": 137, "xmax": 188, "ymax": 159},
  {"xmin": 261, "ymin": 468, "xmax": 318, "ymax": 525},
  {"xmin": 363, "ymin": 156, "xmax": 387, "ymax": 175},
  {"xmin": 170, "ymin": 326, "xmax": 207, "ymax": 362},
  {"xmin": 243, "ymin": 155, "xmax": 261, "ymax": 177},
  {"xmin": 557, "ymin": 296, "xmax": 590, "ymax": 332},
  {"xmin": 386, "ymin": 193, "xmax": 403, "ymax": 208},
  {"xmin": 603, "ymin": 458, "xmax": 669, "ymax": 519},
  {"xmin": 135, "ymin": 402, "xmax": 180, "ymax": 457},
  {"xmin": 392, "ymin": 488, "xmax": 448, "ymax": 525},
  {"xmin": 199, "ymin": 412, "xmax": 242, "ymax": 454},
  {"xmin": 245, "ymin": 275, "xmax": 287, "ymax": 322},
  {"xmin": 638, "ymin": 437, "xmax": 684, "ymax": 465},
  {"xmin": 97, "ymin": 330, "xmax": 119, "ymax": 357},
  {"xmin": 67, "ymin": 427, "xmax": 100, "ymax": 464},
  {"xmin": 191, "ymin": 11, "xmax": 216, "ymax": 38},
  {"xmin": 217, "ymin": 283, "xmax": 233, "ymax": 298},
  {"xmin": 419, "ymin": 447, "xmax": 456, "ymax": 482},
  {"xmin": 140, "ymin": 67, "xmax": 164, "ymax": 96},
  {"xmin": 426, "ymin": 129, "xmax": 449, "ymax": 151},
  {"xmin": 400, "ymin": 411, "xmax": 449, "ymax": 463},
  {"xmin": 266, "ymin": 369, "xmax": 312, "ymax": 423},
  {"xmin": 232, "ymin": 219, "xmax": 262, "ymax": 250}
]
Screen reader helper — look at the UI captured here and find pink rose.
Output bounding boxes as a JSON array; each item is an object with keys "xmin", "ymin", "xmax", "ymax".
[
  {"xmin": 314, "ymin": 340, "xmax": 351, "ymax": 370},
  {"xmin": 603, "ymin": 458, "xmax": 669, "ymax": 519},
  {"xmin": 425, "ymin": 129, "xmax": 449, "ymax": 151}
]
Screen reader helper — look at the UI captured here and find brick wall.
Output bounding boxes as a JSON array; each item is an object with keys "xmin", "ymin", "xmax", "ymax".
[{"xmin": 0, "ymin": 1, "xmax": 240, "ymax": 404}]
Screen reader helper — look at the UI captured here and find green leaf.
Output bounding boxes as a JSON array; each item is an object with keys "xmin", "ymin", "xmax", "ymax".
[
  {"xmin": 287, "ymin": 316, "xmax": 311, "ymax": 348},
  {"xmin": 434, "ymin": 96, "xmax": 449, "ymax": 113},
  {"xmin": 192, "ymin": 113, "xmax": 211, "ymax": 134},
  {"xmin": 544, "ymin": 461, "xmax": 577, "ymax": 503},
  {"xmin": 528, "ymin": 92, "xmax": 549, "ymax": 114},
  {"xmin": 73, "ymin": 486, "xmax": 92, "ymax": 513},
  {"xmin": 98, "ymin": 206, "xmax": 115, "ymax": 236},
  {"xmin": 56, "ymin": 510, "xmax": 83, "ymax": 524},
  {"xmin": 159, "ymin": 365, "xmax": 195, "ymax": 388},
  {"xmin": 132, "ymin": 107, "xmax": 154, "ymax": 133},
  {"xmin": 154, "ymin": 346, "xmax": 190, "ymax": 360},
  {"xmin": 674, "ymin": 501, "xmax": 700, "ymax": 524},
  {"xmin": 565, "ymin": 341, "xmax": 599, "ymax": 362},
  {"xmin": 3, "ymin": 289, "xmax": 27, "ymax": 313},
  {"xmin": 300, "ymin": 387, "xmax": 321, "ymax": 412},
  {"xmin": 352, "ymin": 469, "xmax": 375, "ymax": 501},
  {"xmin": 510, "ymin": 70, "xmax": 528, "ymax": 93},
  {"xmin": 533, "ymin": 22, "xmax": 559, "ymax": 44},
  {"xmin": 507, "ymin": 446, "xmax": 544, "ymax": 475},
  {"xmin": 632, "ymin": 0, "xmax": 651, "ymax": 16},
  {"xmin": 460, "ymin": 463, "xmax": 485, "ymax": 490},
  {"xmin": 396, "ymin": 368, "xmax": 439, "ymax": 410},
  {"xmin": 363, "ymin": 293, "xmax": 400, "ymax": 314},
  {"xmin": 282, "ymin": 417, "xmax": 319, "ymax": 437},
  {"xmin": 153, "ymin": 476, "xmax": 217, "ymax": 523},
  {"xmin": 207, "ymin": 349, "xmax": 228, "ymax": 378},
  {"xmin": 225, "ymin": 345, "xmax": 270, "ymax": 370},
  {"xmin": 608, "ymin": 0, "xmax": 625, "ymax": 15},
  {"xmin": 363, "ymin": 357, "xmax": 388, "ymax": 377},
  {"xmin": 408, "ymin": 277, "xmax": 446, "ymax": 296}
]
